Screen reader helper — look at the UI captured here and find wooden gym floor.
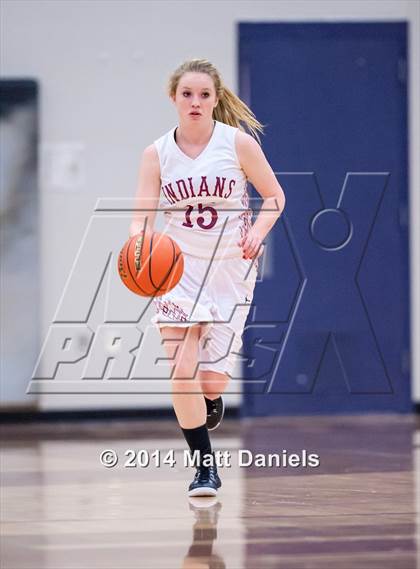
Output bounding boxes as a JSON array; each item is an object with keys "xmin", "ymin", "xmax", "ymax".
[{"xmin": 1, "ymin": 413, "xmax": 418, "ymax": 568}]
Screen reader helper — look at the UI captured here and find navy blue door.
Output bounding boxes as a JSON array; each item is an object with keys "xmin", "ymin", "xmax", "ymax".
[{"xmin": 239, "ymin": 23, "xmax": 410, "ymax": 416}]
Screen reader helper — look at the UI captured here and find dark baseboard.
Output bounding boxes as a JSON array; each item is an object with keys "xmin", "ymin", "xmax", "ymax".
[{"xmin": 1, "ymin": 406, "xmax": 415, "ymax": 424}]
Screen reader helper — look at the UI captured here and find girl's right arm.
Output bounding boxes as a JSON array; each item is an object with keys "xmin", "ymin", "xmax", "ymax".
[{"xmin": 129, "ymin": 144, "xmax": 161, "ymax": 238}]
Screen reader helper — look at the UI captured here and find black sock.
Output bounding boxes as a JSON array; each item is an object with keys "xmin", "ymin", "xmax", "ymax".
[{"xmin": 181, "ymin": 423, "xmax": 212, "ymax": 465}]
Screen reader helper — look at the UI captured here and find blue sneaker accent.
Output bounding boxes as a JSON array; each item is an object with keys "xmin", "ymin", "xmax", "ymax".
[{"xmin": 188, "ymin": 465, "xmax": 222, "ymax": 497}]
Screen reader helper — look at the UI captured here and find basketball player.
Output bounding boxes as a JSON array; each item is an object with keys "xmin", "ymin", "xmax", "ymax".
[{"xmin": 130, "ymin": 59, "xmax": 285, "ymax": 497}]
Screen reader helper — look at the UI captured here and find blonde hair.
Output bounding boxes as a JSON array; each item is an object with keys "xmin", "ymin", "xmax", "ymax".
[{"xmin": 168, "ymin": 58, "xmax": 264, "ymax": 143}]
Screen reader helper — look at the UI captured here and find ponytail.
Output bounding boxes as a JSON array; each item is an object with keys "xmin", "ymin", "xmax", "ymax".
[{"xmin": 213, "ymin": 83, "xmax": 264, "ymax": 144}]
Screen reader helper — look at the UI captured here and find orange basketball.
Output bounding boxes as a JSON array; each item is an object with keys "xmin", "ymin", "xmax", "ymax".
[{"xmin": 118, "ymin": 231, "xmax": 184, "ymax": 297}]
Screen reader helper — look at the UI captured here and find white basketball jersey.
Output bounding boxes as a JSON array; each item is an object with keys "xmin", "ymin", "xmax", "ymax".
[{"xmin": 153, "ymin": 120, "xmax": 252, "ymax": 259}]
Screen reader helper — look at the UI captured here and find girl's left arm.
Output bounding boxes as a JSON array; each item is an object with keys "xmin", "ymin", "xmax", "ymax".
[{"xmin": 236, "ymin": 130, "xmax": 286, "ymax": 260}]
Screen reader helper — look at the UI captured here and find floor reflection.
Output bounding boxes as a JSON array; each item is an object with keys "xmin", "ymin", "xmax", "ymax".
[{"xmin": 182, "ymin": 498, "xmax": 225, "ymax": 569}]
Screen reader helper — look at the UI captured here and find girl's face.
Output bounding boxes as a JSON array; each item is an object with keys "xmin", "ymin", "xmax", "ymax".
[{"xmin": 172, "ymin": 72, "xmax": 218, "ymax": 124}]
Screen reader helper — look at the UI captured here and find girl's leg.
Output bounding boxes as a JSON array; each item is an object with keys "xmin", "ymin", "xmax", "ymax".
[
  {"xmin": 158, "ymin": 324, "xmax": 205, "ymax": 429},
  {"xmin": 158, "ymin": 323, "xmax": 221, "ymax": 495},
  {"xmin": 199, "ymin": 370, "xmax": 229, "ymax": 400}
]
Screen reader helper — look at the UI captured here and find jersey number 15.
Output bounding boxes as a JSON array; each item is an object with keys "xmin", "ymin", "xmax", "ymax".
[{"xmin": 182, "ymin": 203, "xmax": 218, "ymax": 230}]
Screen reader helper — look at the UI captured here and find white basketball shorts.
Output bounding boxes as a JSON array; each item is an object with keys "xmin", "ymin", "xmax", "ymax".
[{"xmin": 151, "ymin": 253, "xmax": 259, "ymax": 376}]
